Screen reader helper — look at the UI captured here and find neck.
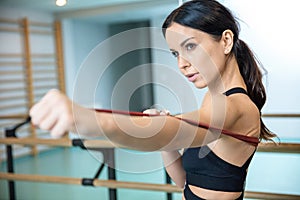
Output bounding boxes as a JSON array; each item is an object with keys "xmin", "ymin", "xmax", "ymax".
[{"xmin": 209, "ymin": 55, "xmax": 246, "ymax": 94}]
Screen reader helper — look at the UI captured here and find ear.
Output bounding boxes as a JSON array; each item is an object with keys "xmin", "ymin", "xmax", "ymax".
[{"xmin": 221, "ymin": 29, "xmax": 234, "ymax": 55}]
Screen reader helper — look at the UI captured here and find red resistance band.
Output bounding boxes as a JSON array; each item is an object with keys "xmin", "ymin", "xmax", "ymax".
[{"xmin": 94, "ymin": 109, "xmax": 260, "ymax": 146}]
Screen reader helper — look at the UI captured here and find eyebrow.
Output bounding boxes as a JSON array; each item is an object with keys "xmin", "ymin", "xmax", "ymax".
[
  {"xmin": 180, "ymin": 37, "xmax": 195, "ymax": 47},
  {"xmin": 169, "ymin": 37, "xmax": 195, "ymax": 52}
]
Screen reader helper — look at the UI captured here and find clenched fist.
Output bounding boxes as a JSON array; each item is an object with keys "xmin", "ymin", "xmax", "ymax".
[{"xmin": 29, "ymin": 89, "xmax": 93, "ymax": 138}]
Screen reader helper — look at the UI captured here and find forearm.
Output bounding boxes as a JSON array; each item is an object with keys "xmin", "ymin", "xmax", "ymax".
[
  {"xmin": 161, "ymin": 150, "xmax": 186, "ymax": 188},
  {"xmin": 82, "ymin": 110, "xmax": 206, "ymax": 151},
  {"xmin": 95, "ymin": 113, "xmax": 181, "ymax": 151}
]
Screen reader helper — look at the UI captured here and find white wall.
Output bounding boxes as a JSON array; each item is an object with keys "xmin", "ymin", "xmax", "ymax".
[
  {"xmin": 223, "ymin": 0, "xmax": 300, "ymax": 195},
  {"xmin": 223, "ymin": 0, "xmax": 300, "ymax": 139},
  {"xmin": 61, "ymin": 19, "xmax": 109, "ymax": 107}
]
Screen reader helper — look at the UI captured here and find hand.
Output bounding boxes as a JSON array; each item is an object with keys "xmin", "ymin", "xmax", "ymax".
[
  {"xmin": 143, "ymin": 108, "xmax": 170, "ymax": 116},
  {"xmin": 29, "ymin": 89, "xmax": 76, "ymax": 138}
]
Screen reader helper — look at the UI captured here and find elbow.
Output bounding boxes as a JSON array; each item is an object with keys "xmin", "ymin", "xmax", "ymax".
[
  {"xmin": 176, "ymin": 181, "xmax": 185, "ymax": 189},
  {"xmin": 176, "ymin": 171, "xmax": 186, "ymax": 189},
  {"xmin": 169, "ymin": 172, "xmax": 186, "ymax": 189},
  {"xmin": 177, "ymin": 175, "xmax": 186, "ymax": 189}
]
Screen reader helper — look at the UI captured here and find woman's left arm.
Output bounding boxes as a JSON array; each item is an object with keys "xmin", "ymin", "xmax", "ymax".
[{"xmin": 161, "ymin": 150, "xmax": 186, "ymax": 188}]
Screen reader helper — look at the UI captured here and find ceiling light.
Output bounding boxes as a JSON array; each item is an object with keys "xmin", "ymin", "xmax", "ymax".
[{"xmin": 56, "ymin": 0, "xmax": 67, "ymax": 7}]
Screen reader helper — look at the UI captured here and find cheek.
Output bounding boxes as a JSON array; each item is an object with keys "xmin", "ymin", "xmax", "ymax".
[
  {"xmin": 190, "ymin": 51, "xmax": 218, "ymax": 79},
  {"xmin": 210, "ymin": 44, "xmax": 227, "ymax": 70},
  {"xmin": 202, "ymin": 48, "xmax": 227, "ymax": 80}
]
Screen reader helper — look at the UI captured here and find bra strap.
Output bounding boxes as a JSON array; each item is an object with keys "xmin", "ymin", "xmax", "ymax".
[{"xmin": 224, "ymin": 87, "xmax": 247, "ymax": 96}]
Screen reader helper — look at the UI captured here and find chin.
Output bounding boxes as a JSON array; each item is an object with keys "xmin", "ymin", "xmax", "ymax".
[{"xmin": 194, "ymin": 81, "xmax": 207, "ymax": 89}]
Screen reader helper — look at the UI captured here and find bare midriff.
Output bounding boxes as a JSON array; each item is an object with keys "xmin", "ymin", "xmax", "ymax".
[{"xmin": 182, "ymin": 184, "xmax": 242, "ymax": 200}]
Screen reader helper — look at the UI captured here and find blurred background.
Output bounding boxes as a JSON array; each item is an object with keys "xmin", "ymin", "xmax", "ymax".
[{"xmin": 0, "ymin": 0, "xmax": 299, "ymax": 199}]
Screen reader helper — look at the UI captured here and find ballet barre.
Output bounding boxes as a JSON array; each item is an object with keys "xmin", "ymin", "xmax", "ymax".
[
  {"xmin": 1, "ymin": 117, "xmax": 300, "ymax": 200},
  {"xmin": 0, "ymin": 172, "xmax": 182, "ymax": 193},
  {"xmin": 1, "ymin": 120, "xmax": 118, "ymax": 200},
  {"xmin": 0, "ymin": 137, "xmax": 115, "ymax": 149},
  {"xmin": 1, "ymin": 138, "xmax": 300, "ymax": 200},
  {"xmin": 1, "ymin": 137, "xmax": 300, "ymax": 153},
  {"xmin": 1, "ymin": 172, "xmax": 300, "ymax": 200}
]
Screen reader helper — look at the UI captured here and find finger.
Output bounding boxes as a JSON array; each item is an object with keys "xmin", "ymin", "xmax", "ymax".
[
  {"xmin": 160, "ymin": 109, "xmax": 170, "ymax": 116},
  {"xmin": 29, "ymin": 101, "xmax": 51, "ymax": 126},
  {"xmin": 143, "ymin": 109, "xmax": 160, "ymax": 115},
  {"xmin": 29, "ymin": 89, "xmax": 62, "ymax": 126},
  {"xmin": 29, "ymin": 90, "xmax": 55, "ymax": 123},
  {"xmin": 39, "ymin": 110, "xmax": 59, "ymax": 131},
  {"xmin": 50, "ymin": 119, "xmax": 68, "ymax": 138},
  {"xmin": 50, "ymin": 113, "xmax": 73, "ymax": 138}
]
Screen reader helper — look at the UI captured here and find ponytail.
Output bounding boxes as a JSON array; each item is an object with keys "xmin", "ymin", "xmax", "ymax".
[{"xmin": 233, "ymin": 39, "xmax": 277, "ymax": 141}]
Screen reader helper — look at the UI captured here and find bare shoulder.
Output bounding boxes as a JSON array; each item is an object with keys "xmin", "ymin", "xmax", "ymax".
[
  {"xmin": 225, "ymin": 93, "xmax": 260, "ymax": 137},
  {"xmin": 181, "ymin": 91, "xmax": 260, "ymax": 137},
  {"xmin": 207, "ymin": 93, "xmax": 259, "ymax": 166}
]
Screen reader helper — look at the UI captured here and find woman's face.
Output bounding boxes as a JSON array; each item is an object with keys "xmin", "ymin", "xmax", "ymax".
[{"xmin": 165, "ymin": 23, "xmax": 226, "ymax": 89}]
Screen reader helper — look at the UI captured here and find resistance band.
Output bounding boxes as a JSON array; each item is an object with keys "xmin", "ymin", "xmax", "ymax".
[
  {"xmin": 17, "ymin": 109, "xmax": 259, "ymax": 146},
  {"xmin": 94, "ymin": 109, "xmax": 259, "ymax": 146}
]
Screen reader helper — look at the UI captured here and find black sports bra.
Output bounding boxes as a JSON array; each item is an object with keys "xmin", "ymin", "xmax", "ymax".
[{"xmin": 182, "ymin": 87, "xmax": 257, "ymax": 197}]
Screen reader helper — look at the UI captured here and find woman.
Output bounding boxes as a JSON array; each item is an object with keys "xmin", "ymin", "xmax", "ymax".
[{"xmin": 30, "ymin": 0, "xmax": 276, "ymax": 199}]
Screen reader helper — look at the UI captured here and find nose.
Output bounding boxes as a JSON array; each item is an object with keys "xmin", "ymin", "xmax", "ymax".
[{"xmin": 177, "ymin": 56, "xmax": 190, "ymax": 70}]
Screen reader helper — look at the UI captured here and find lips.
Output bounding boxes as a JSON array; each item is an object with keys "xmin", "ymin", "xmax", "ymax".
[{"xmin": 186, "ymin": 73, "xmax": 199, "ymax": 82}]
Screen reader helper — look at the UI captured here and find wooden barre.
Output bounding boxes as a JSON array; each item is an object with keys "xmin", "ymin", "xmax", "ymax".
[
  {"xmin": 0, "ymin": 114, "xmax": 28, "ymax": 119},
  {"xmin": 0, "ymin": 71, "xmax": 24, "ymax": 75},
  {"xmin": 0, "ymin": 18, "xmax": 19, "ymax": 24},
  {"xmin": 0, "ymin": 19, "xmax": 51, "ymax": 27},
  {"xmin": 0, "ymin": 53, "xmax": 55, "ymax": 58},
  {"xmin": 0, "ymin": 61, "xmax": 56, "ymax": 67},
  {"xmin": 34, "ymin": 84, "xmax": 58, "ymax": 90},
  {"xmin": 0, "ymin": 103, "xmax": 28, "ymax": 110},
  {"xmin": 32, "ymin": 77, "xmax": 57, "ymax": 83},
  {"xmin": 31, "ymin": 53, "xmax": 55, "ymax": 58},
  {"xmin": 0, "ymin": 87, "xmax": 25, "ymax": 93},
  {"xmin": 0, "ymin": 138, "xmax": 116, "ymax": 149},
  {"xmin": 0, "ymin": 27, "xmax": 22, "ymax": 33},
  {"xmin": 0, "ymin": 28, "xmax": 52, "ymax": 35},
  {"xmin": 0, "ymin": 53, "xmax": 23, "ymax": 57},
  {"xmin": 0, "ymin": 79, "xmax": 25, "ymax": 83},
  {"xmin": 0, "ymin": 172, "xmax": 299, "ymax": 199},
  {"xmin": 262, "ymin": 114, "xmax": 300, "ymax": 118},
  {"xmin": 0, "ymin": 172, "xmax": 181, "ymax": 193},
  {"xmin": 0, "ymin": 94, "xmax": 26, "ymax": 101},
  {"xmin": 257, "ymin": 143, "xmax": 300, "ymax": 153},
  {"xmin": 0, "ymin": 62, "xmax": 25, "ymax": 66},
  {"xmin": 32, "ymin": 61, "xmax": 56, "ymax": 66},
  {"xmin": 30, "ymin": 30, "xmax": 53, "ymax": 35},
  {"xmin": 29, "ymin": 21, "xmax": 53, "ymax": 27},
  {"xmin": 33, "ymin": 69, "xmax": 56, "ymax": 74},
  {"xmin": 0, "ymin": 138, "xmax": 299, "ymax": 153},
  {"xmin": 244, "ymin": 191, "xmax": 300, "ymax": 200}
]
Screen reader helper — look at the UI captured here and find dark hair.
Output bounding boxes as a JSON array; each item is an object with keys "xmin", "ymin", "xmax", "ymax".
[{"xmin": 162, "ymin": 0, "xmax": 276, "ymax": 141}]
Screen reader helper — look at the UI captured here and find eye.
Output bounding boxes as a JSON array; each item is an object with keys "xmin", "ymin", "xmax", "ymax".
[
  {"xmin": 185, "ymin": 43, "xmax": 197, "ymax": 51},
  {"xmin": 171, "ymin": 51, "xmax": 179, "ymax": 58}
]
